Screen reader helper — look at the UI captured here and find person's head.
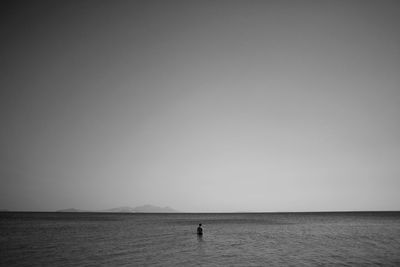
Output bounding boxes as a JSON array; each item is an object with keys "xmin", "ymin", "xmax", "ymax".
[{"xmin": 199, "ymin": 223, "xmax": 202, "ymax": 226}]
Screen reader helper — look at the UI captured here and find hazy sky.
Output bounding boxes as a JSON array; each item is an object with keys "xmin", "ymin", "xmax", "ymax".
[{"xmin": 1, "ymin": 0, "xmax": 399, "ymax": 212}]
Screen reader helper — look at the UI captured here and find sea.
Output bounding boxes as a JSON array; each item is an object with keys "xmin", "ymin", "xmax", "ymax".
[{"xmin": 1, "ymin": 212, "xmax": 400, "ymax": 266}]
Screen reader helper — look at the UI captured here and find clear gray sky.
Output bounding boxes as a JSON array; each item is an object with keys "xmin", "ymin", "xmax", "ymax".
[{"xmin": 1, "ymin": 0, "xmax": 399, "ymax": 212}]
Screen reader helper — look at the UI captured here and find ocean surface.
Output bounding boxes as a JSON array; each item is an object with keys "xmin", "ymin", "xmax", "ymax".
[{"xmin": 1, "ymin": 212, "xmax": 400, "ymax": 266}]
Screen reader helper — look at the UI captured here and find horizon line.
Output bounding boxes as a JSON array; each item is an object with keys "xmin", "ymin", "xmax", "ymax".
[{"xmin": 1, "ymin": 210, "xmax": 399, "ymax": 213}]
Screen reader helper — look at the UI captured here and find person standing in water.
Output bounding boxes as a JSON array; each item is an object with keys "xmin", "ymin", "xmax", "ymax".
[{"xmin": 197, "ymin": 223, "xmax": 203, "ymax": 235}]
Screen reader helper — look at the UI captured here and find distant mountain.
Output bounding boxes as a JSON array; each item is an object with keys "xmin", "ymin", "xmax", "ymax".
[
  {"xmin": 132, "ymin": 205, "xmax": 177, "ymax": 213},
  {"xmin": 100, "ymin": 206, "xmax": 136, "ymax": 213},
  {"xmin": 56, "ymin": 208, "xmax": 87, "ymax": 212},
  {"xmin": 101, "ymin": 205, "xmax": 178, "ymax": 213},
  {"xmin": 56, "ymin": 205, "xmax": 178, "ymax": 213}
]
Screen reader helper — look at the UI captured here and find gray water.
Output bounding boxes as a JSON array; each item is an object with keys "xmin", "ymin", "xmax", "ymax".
[{"xmin": 1, "ymin": 212, "xmax": 400, "ymax": 266}]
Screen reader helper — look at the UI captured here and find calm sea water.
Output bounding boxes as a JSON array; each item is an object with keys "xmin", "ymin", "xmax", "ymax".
[{"xmin": 1, "ymin": 212, "xmax": 400, "ymax": 266}]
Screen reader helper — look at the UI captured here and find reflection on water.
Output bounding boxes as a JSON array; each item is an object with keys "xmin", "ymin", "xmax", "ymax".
[
  {"xmin": 197, "ymin": 234, "xmax": 203, "ymax": 242},
  {"xmin": 196, "ymin": 233, "xmax": 205, "ymax": 258},
  {"xmin": 1, "ymin": 212, "xmax": 400, "ymax": 266}
]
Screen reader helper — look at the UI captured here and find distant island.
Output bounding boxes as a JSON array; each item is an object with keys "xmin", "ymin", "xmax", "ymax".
[
  {"xmin": 57, "ymin": 205, "xmax": 178, "ymax": 213},
  {"xmin": 56, "ymin": 208, "xmax": 88, "ymax": 212}
]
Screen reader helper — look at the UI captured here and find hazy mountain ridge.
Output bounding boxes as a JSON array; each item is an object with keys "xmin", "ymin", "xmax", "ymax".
[
  {"xmin": 131, "ymin": 205, "xmax": 177, "ymax": 213},
  {"xmin": 57, "ymin": 205, "xmax": 178, "ymax": 213},
  {"xmin": 56, "ymin": 208, "xmax": 88, "ymax": 212}
]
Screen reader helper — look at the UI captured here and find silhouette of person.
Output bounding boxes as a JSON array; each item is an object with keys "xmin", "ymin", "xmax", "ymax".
[{"xmin": 197, "ymin": 223, "xmax": 203, "ymax": 235}]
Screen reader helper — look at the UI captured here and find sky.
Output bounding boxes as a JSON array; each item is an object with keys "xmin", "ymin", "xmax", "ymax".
[{"xmin": 1, "ymin": 0, "xmax": 399, "ymax": 212}]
